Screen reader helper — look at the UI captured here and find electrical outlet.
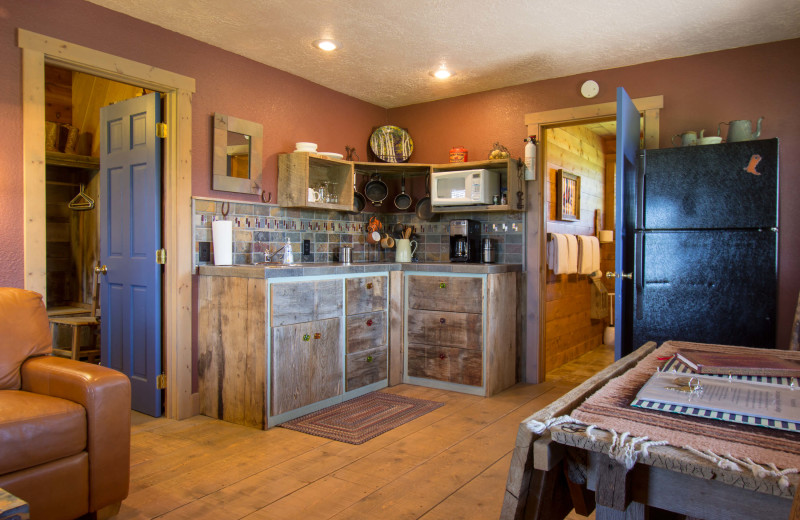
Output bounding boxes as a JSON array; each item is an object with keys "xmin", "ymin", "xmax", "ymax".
[
  {"xmin": 303, "ymin": 239, "xmax": 311, "ymax": 255},
  {"xmin": 199, "ymin": 242, "xmax": 211, "ymax": 262}
]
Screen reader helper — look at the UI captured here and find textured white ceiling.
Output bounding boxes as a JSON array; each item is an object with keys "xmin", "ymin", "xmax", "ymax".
[{"xmin": 86, "ymin": 0, "xmax": 800, "ymax": 108}]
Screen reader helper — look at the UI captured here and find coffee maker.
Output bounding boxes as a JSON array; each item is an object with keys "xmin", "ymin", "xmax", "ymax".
[{"xmin": 449, "ymin": 219, "xmax": 481, "ymax": 263}]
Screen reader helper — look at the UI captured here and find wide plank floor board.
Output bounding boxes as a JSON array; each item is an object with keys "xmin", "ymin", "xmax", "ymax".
[{"xmin": 118, "ymin": 345, "xmax": 614, "ymax": 520}]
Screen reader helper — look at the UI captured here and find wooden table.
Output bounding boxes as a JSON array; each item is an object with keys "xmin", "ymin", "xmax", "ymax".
[
  {"xmin": 0, "ymin": 488, "xmax": 29, "ymax": 520},
  {"xmin": 501, "ymin": 343, "xmax": 800, "ymax": 520}
]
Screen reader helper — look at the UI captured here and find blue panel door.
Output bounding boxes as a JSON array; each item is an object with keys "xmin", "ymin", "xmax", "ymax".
[
  {"xmin": 615, "ymin": 87, "xmax": 640, "ymax": 359},
  {"xmin": 99, "ymin": 93, "xmax": 162, "ymax": 417}
]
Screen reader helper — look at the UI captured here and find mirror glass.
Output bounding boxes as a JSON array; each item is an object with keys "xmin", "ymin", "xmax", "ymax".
[{"xmin": 212, "ymin": 113, "xmax": 263, "ymax": 194}]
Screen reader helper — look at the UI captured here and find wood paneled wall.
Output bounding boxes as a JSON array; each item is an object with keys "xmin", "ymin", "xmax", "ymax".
[{"xmin": 544, "ymin": 126, "xmax": 610, "ymax": 371}]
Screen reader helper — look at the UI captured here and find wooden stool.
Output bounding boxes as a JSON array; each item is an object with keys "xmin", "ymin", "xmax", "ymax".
[{"xmin": 49, "ymin": 315, "xmax": 100, "ymax": 363}]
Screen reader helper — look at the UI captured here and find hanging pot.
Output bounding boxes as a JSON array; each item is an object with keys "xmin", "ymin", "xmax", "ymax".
[
  {"xmin": 393, "ymin": 173, "xmax": 412, "ymax": 211},
  {"xmin": 364, "ymin": 173, "xmax": 388, "ymax": 207},
  {"xmin": 415, "ymin": 173, "xmax": 435, "ymax": 221},
  {"xmin": 352, "ymin": 173, "xmax": 366, "ymax": 213}
]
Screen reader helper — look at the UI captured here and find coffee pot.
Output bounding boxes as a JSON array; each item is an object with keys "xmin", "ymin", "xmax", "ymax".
[{"xmin": 718, "ymin": 117, "xmax": 763, "ymax": 142}]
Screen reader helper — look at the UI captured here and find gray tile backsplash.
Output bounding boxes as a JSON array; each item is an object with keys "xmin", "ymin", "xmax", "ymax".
[{"xmin": 193, "ymin": 197, "xmax": 524, "ymax": 267}]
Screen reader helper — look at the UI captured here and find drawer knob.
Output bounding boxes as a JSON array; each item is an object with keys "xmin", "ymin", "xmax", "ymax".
[
  {"xmin": 439, "ymin": 317, "xmax": 446, "ymax": 324},
  {"xmin": 439, "ymin": 353, "xmax": 447, "ymax": 360},
  {"xmin": 366, "ymin": 282, "xmax": 373, "ymax": 289},
  {"xmin": 439, "ymin": 282, "xmax": 447, "ymax": 289},
  {"xmin": 366, "ymin": 319, "xmax": 373, "ymax": 326},
  {"xmin": 314, "ymin": 332, "xmax": 321, "ymax": 340},
  {"xmin": 302, "ymin": 334, "xmax": 310, "ymax": 341},
  {"xmin": 366, "ymin": 355, "xmax": 373, "ymax": 362}
]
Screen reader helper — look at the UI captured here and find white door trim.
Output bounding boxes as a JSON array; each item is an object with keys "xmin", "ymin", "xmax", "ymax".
[
  {"xmin": 18, "ymin": 29, "xmax": 196, "ymax": 419},
  {"xmin": 523, "ymin": 96, "xmax": 663, "ymax": 382}
]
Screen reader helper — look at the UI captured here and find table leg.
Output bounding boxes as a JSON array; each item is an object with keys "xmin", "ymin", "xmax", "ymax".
[{"xmin": 595, "ymin": 453, "xmax": 647, "ymax": 519}]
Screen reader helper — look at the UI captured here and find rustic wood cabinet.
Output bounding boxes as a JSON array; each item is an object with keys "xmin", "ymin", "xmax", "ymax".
[
  {"xmin": 277, "ymin": 152, "xmax": 354, "ymax": 211},
  {"xmin": 345, "ymin": 276, "xmax": 389, "ymax": 391},
  {"xmin": 404, "ymin": 272, "xmax": 518, "ymax": 396}
]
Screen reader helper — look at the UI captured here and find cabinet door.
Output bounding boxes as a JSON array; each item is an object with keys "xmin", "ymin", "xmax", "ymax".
[
  {"xmin": 346, "ymin": 346, "xmax": 388, "ymax": 391},
  {"xmin": 346, "ymin": 276, "xmax": 387, "ymax": 315},
  {"xmin": 271, "ymin": 317, "xmax": 342, "ymax": 416},
  {"xmin": 271, "ymin": 279, "xmax": 342, "ymax": 326},
  {"xmin": 407, "ymin": 275, "xmax": 483, "ymax": 313},
  {"xmin": 407, "ymin": 309, "xmax": 482, "ymax": 350},
  {"xmin": 346, "ymin": 311, "xmax": 387, "ymax": 353},
  {"xmin": 407, "ymin": 344, "xmax": 482, "ymax": 387}
]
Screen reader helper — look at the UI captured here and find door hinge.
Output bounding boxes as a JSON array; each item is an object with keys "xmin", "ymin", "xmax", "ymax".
[
  {"xmin": 156, "ymin": 248, "xmax": 167, "ymax": 264},
  {"xmin": 157, "ymin": 373, "xmax": 167, "ymax": 389},
  {"xmin": 156, "ymin": 122, "xmax": 167, "ymax": 138}
]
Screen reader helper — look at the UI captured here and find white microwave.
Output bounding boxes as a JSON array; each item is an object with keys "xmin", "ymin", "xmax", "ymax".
[{"xmin": 431, "ymin": 169, "xmax": 500, "ymax": 206}]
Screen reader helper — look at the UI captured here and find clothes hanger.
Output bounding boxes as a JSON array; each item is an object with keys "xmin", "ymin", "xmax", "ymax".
[{"xmin": 68, "ymin": 184, "xmax": 95, "ymax": 211}]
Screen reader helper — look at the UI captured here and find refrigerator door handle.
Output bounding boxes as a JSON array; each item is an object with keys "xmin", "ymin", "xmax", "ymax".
[
  {"xmin": 635, "ymin": 231, "xmax": 644, "ymax": 320},
  {"xmin": 636, "ymin": 152, "xmax": 645, "ymax": 229}
]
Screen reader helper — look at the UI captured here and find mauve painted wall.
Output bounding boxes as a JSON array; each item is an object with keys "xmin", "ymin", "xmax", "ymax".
[
  {"xmin": 388, "ymin": 38, "xmax": 800, "ymax": 350},
  {"xmin": 0, "ymin": 0, "xmax": 387, "ymax": 288}
]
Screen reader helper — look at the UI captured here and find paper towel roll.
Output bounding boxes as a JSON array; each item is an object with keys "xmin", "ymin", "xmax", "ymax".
[
  {"xmin": 598, "ymin": 229, "xmax": 614, "ymax": 243},
  {"xmin": 212, "ymin": 220, "xmax": 233, "ymax": 265}
]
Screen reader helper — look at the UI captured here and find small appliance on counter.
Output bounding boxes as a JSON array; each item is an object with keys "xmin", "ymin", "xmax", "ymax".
[
  {"xmin": 431, "ymin": 169, "xmax": 499, "ymax": 206},
  {"xmin": 449, "ymin": 219, "xmax": 481, "ymax": 263}
]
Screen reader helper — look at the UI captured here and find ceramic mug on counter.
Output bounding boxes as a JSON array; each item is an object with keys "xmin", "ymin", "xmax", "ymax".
[{"xmin": 395, "ymin": 239, "xmax": 417, "ymax": 263}]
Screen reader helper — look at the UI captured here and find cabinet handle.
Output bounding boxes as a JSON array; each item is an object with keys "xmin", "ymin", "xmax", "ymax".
[
  {"xmin": 366, "ymin": 319, "xmax": 373, "ymax": 326},
  {"xmin": 314, "ymin": 332, "xmax": 321, "ymax": 339},
  {"xmin": 366, "ymin": 282, "xmax": 373, "ymax": 289},
  {"xmin": 366, "ymin": 355, "xmax": 373, "ymax": 362},
  {"xmin": 302, "ymin": 334, "xmax": 310, "ymax": 341},
  {"xmin": 439, "ymin": 317, "xmax": 446, "ymax": 324},
  {"xmin": 439, "ymin": 353, "xmax": 447, "ymax": 360},
  {"xmin": 439, "ymin": 281, "xmax": 447, "ymax": 289}
]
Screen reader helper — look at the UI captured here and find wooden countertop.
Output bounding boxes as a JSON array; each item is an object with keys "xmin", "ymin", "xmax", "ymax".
[{"xmin": 197, "ymin": 262, "xmax": 523, "ymax": 278}]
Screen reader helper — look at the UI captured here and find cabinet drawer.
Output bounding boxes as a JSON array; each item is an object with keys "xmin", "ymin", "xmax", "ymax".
[
  {"xmin": 346, "ymin": 276, "xmax": 387, "ymax": 315},
  {"xmin": 346, "ymin": 311, "xmax": 387, "ymax": 354},
  {"xmin": 346, "ymin": 346, "xmax": 388, "ymax": 391},
  {"xmin": 407, "ymin": 344, "xmax": 482, "ymax": 387},
  {"xmin": 407, "ymin": 275, "xmax": 483, "ymax": 313},
  {"xmin": 407, "ymin": 309, "xmax": 482, "ymax": 350},
  {"xmin": 270, "ymin": 279, "xmax": 342, "ymax": 326},
  {"xmin": 271, "ymin": 317, "xmax": 342, "ymax": 415}
]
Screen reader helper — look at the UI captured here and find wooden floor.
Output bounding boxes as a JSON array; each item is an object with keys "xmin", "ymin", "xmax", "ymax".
[{"xmin": 120, "ymin": 345, "xmax": 614, "ymax": 520}]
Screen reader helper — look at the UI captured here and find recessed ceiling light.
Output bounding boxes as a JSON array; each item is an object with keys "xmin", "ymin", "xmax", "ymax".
[
  {"xmin": 313, "ymin": 39, "xmax": 339, "ymax": 52},
  {"xmin": 431, "ymin": 68, "xmax": 455, "ymax": 80}
]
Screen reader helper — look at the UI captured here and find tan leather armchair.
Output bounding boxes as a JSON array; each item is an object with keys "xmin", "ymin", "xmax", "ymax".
[{"xmin": 0, "ymin": 288, "xmax": 131, "ymax": 520}]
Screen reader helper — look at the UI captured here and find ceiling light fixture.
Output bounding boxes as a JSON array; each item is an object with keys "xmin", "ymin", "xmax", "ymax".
[
  {"xmin": 431, "ymin": 67, "xmax": 454, "ymax": 80},
  {"xmin": 313, "ymin": 39, "xmax": 340, "ymax": 52}
]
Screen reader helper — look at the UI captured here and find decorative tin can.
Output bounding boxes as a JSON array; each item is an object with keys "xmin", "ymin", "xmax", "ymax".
[{"xmin": 449, "ymin": 146, "xmax": 468, "ymax": 163}]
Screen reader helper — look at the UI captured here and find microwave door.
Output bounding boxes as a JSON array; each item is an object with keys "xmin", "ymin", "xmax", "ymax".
[{"xmin": 436, "ymin": 174, "xmax": 467, "ymax": 204}]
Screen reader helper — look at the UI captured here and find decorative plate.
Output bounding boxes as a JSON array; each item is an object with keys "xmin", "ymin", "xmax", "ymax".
[
  {"xmin": 369, "ymin": 125, "xmax": 413, "ymax": 163},
  {"xmin": 317, "ymin": 152, "xmax": 344, "ymax": 159}
]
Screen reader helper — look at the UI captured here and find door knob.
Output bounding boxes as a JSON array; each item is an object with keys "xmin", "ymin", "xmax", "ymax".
[
  {"xmin": 95, "ymin": 265, "xmax": 108, "ymax": 275},
  {"xmin": 606, "ymin": 271, "xmax": 632, "ymax": 280}
]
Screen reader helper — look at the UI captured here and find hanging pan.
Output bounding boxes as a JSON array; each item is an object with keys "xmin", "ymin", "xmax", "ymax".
[
  {"xmin": 393, "ymin": 173, "xmax": 412, "ymax": 211},
  {"xmin": 415, "ymin": 173, "xmax": 436, "ymax": 221},
  {"xmin": 352, "ymin": 173, "xmax": 366, "ymax": 213},
  {"xmin": 364, "ymin": 172, "xmax": 388, "ymax": 207}
]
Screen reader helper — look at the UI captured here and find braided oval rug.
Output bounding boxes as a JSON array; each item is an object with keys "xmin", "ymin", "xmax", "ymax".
[{"xmin": 279, "ymin": 392, "xmax": 444, "ymax": 444}]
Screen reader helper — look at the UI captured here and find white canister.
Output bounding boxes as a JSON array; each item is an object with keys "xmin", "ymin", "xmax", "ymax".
[
  {"xmin": 212, "ymin": 220, "xmax": 233, "ymax": 265},
  {"xmin": 395, "ymin": 239, "xmax": 417, "ymax": 263}
]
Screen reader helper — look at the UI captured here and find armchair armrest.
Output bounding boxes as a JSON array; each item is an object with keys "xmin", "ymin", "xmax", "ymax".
[{"xmin": 20, "ymin": 356, "xmax": 131, "ymax": 512}]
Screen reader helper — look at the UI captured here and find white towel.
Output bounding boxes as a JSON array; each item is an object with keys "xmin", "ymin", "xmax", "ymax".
[
  {"xmin": 548, "ymin": 233, "xmax": 568, "ymax": 274},
  {"xmin": 577, "ymin": 235, "xmax": 593, "ymax": 275},
  {"xmin": 565, "ymin": 234, "xmax": 578, "ymax": 274},
  {"xmin": 590, "ymin": 236, "xmax": 601, "ymax": 273}
]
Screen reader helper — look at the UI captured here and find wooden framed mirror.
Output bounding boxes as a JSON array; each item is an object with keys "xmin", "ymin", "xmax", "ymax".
[{"xmin": 212, "ymin": 112, "xmax": 263, "ymax": 194}]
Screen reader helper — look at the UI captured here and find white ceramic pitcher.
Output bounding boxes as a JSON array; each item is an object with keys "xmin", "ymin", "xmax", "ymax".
[{"xmin": 395, "ymin": 239, "xmax": 417, "ymax": 263}]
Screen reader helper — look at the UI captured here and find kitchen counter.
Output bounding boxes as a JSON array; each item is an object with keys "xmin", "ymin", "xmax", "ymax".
[{"xmin": 197, "ymin": 262, "xmax": 523, "ymax": 279}]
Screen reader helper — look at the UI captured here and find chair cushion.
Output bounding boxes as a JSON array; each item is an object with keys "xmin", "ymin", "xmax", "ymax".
[
  {"xmin": 0, "ymin": 288, "xmax": 52, "ymax": 390},
  {"xmin": 0, "ymin": 390, "xmax": 86, "ymax": 475}
]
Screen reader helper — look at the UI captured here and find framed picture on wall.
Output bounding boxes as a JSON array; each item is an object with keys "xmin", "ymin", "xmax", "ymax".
[{"xmin": 556, "ymin": 169, "xmax": 580, "ymax": 221}]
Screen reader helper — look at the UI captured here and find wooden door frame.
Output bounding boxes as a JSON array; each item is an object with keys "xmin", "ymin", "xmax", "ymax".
[
  {"xmin": 523, "ymin": 95, "xmax": 663, "ymax": 383},
  {"xmin": 18, "ymin": 29, "xmax": 196, "ymax": 419}
]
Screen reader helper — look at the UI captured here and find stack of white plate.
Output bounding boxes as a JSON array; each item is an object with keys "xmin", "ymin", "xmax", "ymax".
[{"xmin": 294, "ymin": 142, "xmax": 317, "ymax": 152}]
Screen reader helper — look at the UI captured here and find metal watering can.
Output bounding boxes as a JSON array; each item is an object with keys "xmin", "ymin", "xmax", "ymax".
[{"xmin": 718, "ymin": 117, "xmax": 764, "ymax": 142}]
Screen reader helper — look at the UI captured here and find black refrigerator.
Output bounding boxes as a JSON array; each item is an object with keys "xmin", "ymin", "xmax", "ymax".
[{"xmin": 630, "ymin": 138, "xmax": 778, "ymax": 350}]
